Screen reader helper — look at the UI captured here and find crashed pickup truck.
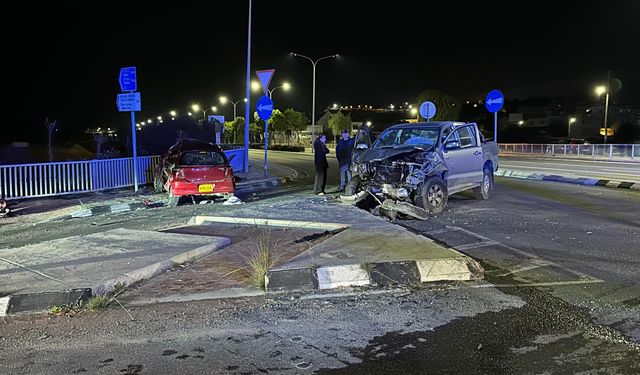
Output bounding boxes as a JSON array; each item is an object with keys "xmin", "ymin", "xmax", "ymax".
[{"xmin": 343, "ymin": 121, "xmax": 498, "ymax": 218}]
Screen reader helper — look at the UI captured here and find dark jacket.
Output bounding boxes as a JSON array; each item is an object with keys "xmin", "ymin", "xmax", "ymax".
[
  {"xmin": 313, "ymin": 138, "xmax": 329, "ymax": 169},
  {"xmin": 336, "ymin": 138, "xmax": 354, "ymax": 167}
]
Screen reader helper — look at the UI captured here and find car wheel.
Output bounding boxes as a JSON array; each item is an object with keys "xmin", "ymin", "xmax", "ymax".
[
  {"xmin": 345, "ymin": 175, "xmax": 363, "ymax": 196},
  {"xmin": 167, "ymin": 190, "xmax": 180, "ymax": 207},
  {"xmin": 473, "ymin": 166, "xmax": 493, "ymax": 200},
  {"xmin": 415, "ymin": 176, "xmax": 448, "ymax": 214}
]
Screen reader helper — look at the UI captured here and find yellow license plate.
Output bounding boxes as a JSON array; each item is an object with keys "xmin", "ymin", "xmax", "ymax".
[{"xmin": 198, "ymin": 184, "xmax": 214, "ymax": 193}]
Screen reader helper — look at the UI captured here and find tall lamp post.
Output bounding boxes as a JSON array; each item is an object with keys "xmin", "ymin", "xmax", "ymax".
[
  {"xmin": 219, "ymin": 96, "xmax": 247, "ymax": 120},
  {"xmin": 291, "ymin": 52, "xmax": 338, "ymax": 142},
  {"xmin": 567, "ymin": 117, "xmax": 576, "ymax": 138},
  {"xmin": 191, "ymin": 104, "xmax": 217, "ymax": 121},
  {"xmin": 595, "ymin": 85, "xmax": 610, "ymax": 144}
]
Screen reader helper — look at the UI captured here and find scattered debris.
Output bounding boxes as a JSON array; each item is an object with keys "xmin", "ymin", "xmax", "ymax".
[
  {"xmin": 0, "ymin": 199, "xmax": 10, "ymax": 218},
  {"xmin": 223, "ymin": 196, "xmax": 243, "ymax": 205}
]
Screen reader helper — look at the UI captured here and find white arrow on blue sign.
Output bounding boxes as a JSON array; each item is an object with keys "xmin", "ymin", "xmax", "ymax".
[
  {"xmin": 485, "ymin": 90, "xmax": 504, "ymax": 113},
  {"xmin": 256, "ymin": 95, "xmax": 274, "ymax": 120},
  {"xmin": 119, "ymin": 67, "xmax": 137, "ymax": 92},
  {"xmin": 117, "ymin": 92, "xmax": 141, "ymax": 112}
]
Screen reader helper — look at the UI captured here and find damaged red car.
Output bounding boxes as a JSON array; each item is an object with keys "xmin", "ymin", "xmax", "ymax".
[{"xmin": 155, "ymin": 139, "xmax": 236, "ymax": 206}]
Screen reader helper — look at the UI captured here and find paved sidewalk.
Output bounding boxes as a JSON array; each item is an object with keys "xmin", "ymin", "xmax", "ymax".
[
  {"xmin": 0, "ymin": 228, "xmax": 229, "ymax": 315},
  {"xmin": 186, "ymin": 195, "xmax": 483, "ymax": 293}
]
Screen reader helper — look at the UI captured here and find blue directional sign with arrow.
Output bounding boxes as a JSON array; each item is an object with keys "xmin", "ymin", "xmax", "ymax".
[
  {"xmin": 419, "ymin": 101, "xmax": 436, "ymax": 121},
  {"xmin": 485, "ymin": 90, "xmax": 504, "ymax": 113},
  {"xmin": 256, "ymin": 95, "xmax": 274, "ymax": 120},
  {"xmin": 119, "ymin": 67, "xmax": 137, "ymax": 92}
]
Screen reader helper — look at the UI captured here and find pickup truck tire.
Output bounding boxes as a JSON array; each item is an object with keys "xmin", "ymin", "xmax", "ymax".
[
  {"xmin": 473, "ymin": 166, "xmax": 493, "ymax": 200},
  {"xmin": 415, "ymin": 176, "xmax": 448, "ymax": 214},
  {"xmin": 345, "ymin": 175, "xmax": 363, "ymax": 196}
]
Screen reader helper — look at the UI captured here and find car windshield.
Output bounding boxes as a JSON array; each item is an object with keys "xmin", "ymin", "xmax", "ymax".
[
  {"xmin": 178, "ymin": 151, "xmax": 226, "ymax": 166},
  {"xmin": 372, "ymin": 127, "xmax": 439, "ymax": 148}
]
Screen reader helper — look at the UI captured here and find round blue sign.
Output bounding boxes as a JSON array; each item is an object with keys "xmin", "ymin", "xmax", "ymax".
[
  {"xmin": 485, "ymin": 90, "xmax": 504, "ymax": 113},
  {"xmin": 256, "ymin": 95, "xmax": 274, "ymax": 121},
  {"xmin": 419, "ymin": 101, "xmax": 436, "ymax": 120}
]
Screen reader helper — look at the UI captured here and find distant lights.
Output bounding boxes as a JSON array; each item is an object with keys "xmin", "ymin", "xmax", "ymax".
[
  {"xmin": 473, "ymin": 104, "xmax": 478, "ymax": 108},
  {"xmin": 147, "ymin": 119, "xmax": 152, "ymax": 124},
  {"xmin": 518, "ymin": 120, "xmax": 524, "ymax": 125}
]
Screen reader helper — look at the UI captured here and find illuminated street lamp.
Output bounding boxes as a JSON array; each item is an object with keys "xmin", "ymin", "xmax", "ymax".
[
  {"xmin": 595, "ymin": 85, "xmax": 610, "ymax": 144},
  {"xmin": 568, "ymin": 117, "xmax": 577, "ymax": 137},
  {"xmin": 252, "ymin": 81, "xmax": 291, "ymax": 99},
  {"xmin": 169, "ymin": 110, "xmax": 177, "ymax": 117},
  {"xmin": 219, "ymin": 96, "xmax": 247, "ymax": 120},
  {"xmin": 410, "ymin": 108, "xmax": 419, "ymax": 121},
  {"xmin": 291, "ymin": 52, "xmax": 339, "ymax": 141}
]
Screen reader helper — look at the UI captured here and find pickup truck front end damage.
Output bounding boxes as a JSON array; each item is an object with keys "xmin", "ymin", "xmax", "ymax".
[{"xmin": 342, "ymin": 146, "xmax": 447, "ymax": 220}]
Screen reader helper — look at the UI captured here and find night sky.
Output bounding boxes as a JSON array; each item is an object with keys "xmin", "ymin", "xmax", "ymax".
[{"xmin": 7, "ymin": 1, "xmax": 640, "ymax": 144}]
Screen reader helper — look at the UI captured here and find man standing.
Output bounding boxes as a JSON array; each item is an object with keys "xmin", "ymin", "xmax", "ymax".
[
  {"xmin": 313, "ymin": 134, "xmax": 329, "ymax": 195},
  {"xmin": 335, "ymin": 129, "xmax": 354, "ymax": 191}
]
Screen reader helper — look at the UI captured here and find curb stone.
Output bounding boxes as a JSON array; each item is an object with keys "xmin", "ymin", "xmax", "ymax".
[
  {"xmin": 495, "ymin": 169, "xmax": 640, "ymax": 191},
  {"xmin": 265, "ymin": 257, "xmax": 483, "ymax": 292}
]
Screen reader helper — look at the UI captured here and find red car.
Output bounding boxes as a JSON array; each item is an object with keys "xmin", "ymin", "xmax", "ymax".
[{"xmin": 156, "ymin": 139, "xmax": 236, "ymax": 206}]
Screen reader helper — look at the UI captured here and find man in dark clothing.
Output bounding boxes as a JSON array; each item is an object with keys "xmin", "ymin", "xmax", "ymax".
[
  {"xmin": 313, "ymin": 134, "xmax": 329, "ymax": 195},
  {"xmin": 335, "ymin": 129, "xmax": 354, "ymax": 191}
]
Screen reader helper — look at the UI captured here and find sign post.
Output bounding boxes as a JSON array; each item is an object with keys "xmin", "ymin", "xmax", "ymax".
[
  {"xmin": 257, "ymin": 95, "xmax": 274, "ymax": 177},
  {"xmin": 255, "ymin": 69, "xmax": 275, "ymax": 177},
  {"xmin": 485, "ymin": 89, "xmax": 504, "ymax": 142},
  {"xmin": 208, "ymin": 115, "xmax": 225, "ymax": 144},
  {"xmin": 117, "ymin": 67, "xmax": 141, "ymax": 192}
]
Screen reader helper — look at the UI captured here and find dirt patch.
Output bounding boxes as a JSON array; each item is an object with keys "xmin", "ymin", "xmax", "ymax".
[{"xmin": 121, "ymin": 224, "xmax": 334, "ymax": 299}]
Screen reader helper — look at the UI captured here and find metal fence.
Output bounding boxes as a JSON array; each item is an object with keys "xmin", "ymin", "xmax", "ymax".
[
  {"xmin": 1, "ymin": 148, "xmax": 246, "ymax": 200},
  {"xmin": 499, "ymin": 144, "xmax": 639, "ymax": 160},
  {"xmin": 0, "ymin": 156, "xmax": 160, "ymax": 200}
]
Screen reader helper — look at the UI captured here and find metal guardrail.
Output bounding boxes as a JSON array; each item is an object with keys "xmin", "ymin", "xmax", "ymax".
[
  {"xmin": 1, "ymin": 148, "xmax": 246, "ymax": 200},
  {"xmin": 0, "ymin": 156, "xmax": 160, "ymax": 200},
  {"xmin": 499, "ymin": 144, "xmax": 639, "ymax": 160}
]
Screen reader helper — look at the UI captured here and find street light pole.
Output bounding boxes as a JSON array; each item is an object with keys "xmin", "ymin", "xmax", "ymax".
[
  {"xmin": 243, "ymin": 0, "xmax": 252, "ymax": 173},
  {"xmin": 267, "ymin": 82, "xmax": 290, "ymax": 99},
  {"xmin": 595, "ymin": 70, "xmax": 611, "ymax": 144},
  {"xmin": 568, "ymin": 117, "xmax": 576, "ymax": 138},
  {"xmin": 291, "ymin": 53, "xmax": 338, "ymax": 143}
]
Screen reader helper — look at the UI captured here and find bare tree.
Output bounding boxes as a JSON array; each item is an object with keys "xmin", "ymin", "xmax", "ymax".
[{"xmin": 44, "ymin": 118, "xmax": 59, "ymax": 162}]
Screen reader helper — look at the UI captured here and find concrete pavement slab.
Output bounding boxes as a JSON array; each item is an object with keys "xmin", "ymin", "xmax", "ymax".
[
  {"xmin": 0, "ymin": 228, "xmax": 229, "ymax": 315},
  {"xmin": 188, "ymin": 196, "xmax": 483, "ymax": 293}
]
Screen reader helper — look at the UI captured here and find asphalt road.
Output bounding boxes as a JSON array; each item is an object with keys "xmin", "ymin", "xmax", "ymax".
[
  {"xmin": 500, "ymin": 156, "xmax": 640, "ymax": 182},
  {"xmin": 1, "ymin": 150, "xmax": 639, "ymax": 374},
  {"xmin": 255, "ymin": 149, "xmax": 640, "ymax": 340}
]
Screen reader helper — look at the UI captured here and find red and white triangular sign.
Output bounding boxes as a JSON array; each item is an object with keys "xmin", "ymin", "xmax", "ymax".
[{"xmin": 255, "ymin": 69, "xmax": 275, "ymax": 96}]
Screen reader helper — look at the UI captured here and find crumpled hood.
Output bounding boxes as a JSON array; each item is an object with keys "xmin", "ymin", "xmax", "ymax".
[{"xmin": 357, "ymin": 145, "xmax": 435, "ymax": 163}]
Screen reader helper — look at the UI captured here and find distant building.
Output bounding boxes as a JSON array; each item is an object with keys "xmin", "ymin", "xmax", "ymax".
[{"xmin": 570, "ymin": 103, "xmax": 637, "ymax": 140}]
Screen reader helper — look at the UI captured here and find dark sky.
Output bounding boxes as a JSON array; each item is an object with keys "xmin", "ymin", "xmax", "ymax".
[{"xmin": 6, "ymin": 0, "xmax": 640, "ymax": 143}]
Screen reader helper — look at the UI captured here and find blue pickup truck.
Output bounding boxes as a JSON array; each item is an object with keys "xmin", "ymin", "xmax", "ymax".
[{"xmin": 345, "ymin": 121, "xmax": 499, "ymax": 215}]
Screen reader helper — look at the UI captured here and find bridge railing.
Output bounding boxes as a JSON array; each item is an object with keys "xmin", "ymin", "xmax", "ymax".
[
  {"xmin": 499, "ymin": 144, "xmax": 639, "ymax": 160},
  {"xmin": 1, "ymin": 148, "xmax": 246, "ymax": 200}
]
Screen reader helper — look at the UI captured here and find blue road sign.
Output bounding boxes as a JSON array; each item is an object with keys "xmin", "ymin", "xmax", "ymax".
[
  {"xmin": 117, "ymin": 92, "xmax": 141, "ymax": 112},
  {"xmin": 256, "ymin": 95, "xmax": 274, "ymax": 121},
  {"xmin": 485, "ymin": 90, "xmax": 504, "ymax": 113},
  {"xmin": 419, "ymin": 101, "xmax": 436, "ymax": 120},
  {"xmin": 255, "ymin": 69, "xmax": 275, "ymax": 96},
  {"xmin": 119, "ymin": 67, "xmax": 137, "ymax": 92},
  {"xmin": 208, "ymin": 115, "xmax": 225, "ymax": 124}
]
